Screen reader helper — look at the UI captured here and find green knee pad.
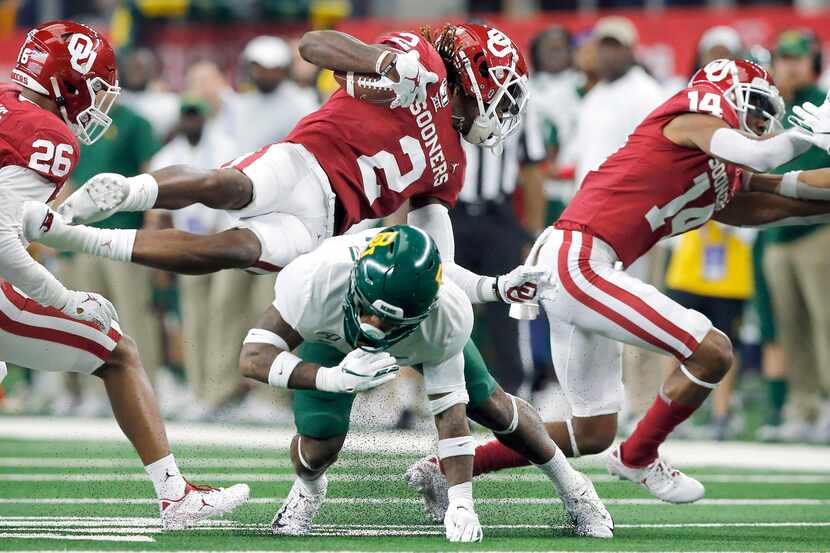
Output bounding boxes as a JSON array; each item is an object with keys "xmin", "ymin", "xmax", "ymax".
[{"xmin": 292, "ymin": 342, "xmax": 354, "ymax": 440}]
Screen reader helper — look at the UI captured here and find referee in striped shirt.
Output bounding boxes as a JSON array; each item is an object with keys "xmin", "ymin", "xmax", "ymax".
[{"xmin": 451, "ymin": 113, "xmax": 548, "ymax": 396}]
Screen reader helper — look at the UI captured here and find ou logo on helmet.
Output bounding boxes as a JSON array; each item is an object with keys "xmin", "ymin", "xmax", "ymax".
[
  {"xmin": 703, "ymin": 59, "xmax": 736, "ymax": 83},
  {"xmin": 67, "ymin": 33, "xmax": 97, "ymax": 74},
  {"xmin": 486, "ymin": 28, "xmax": 514, "ymax": 58}
]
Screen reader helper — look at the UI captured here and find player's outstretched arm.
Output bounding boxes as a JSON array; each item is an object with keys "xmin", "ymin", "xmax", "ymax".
[
  {"xmin": 408, "ymin": 199, "xmax": 547, "ymax": 305},
  {"xmin": 239, "ymin": 306, "xmax": 399, "ymax": 393},
  {"xmin": 747, "ymin": 168, "xmax": 830, "ymax": 201},
  {"xmin": 714, "ymin": 189, "xmax": 830, "ymax": 228},
  {"xmin": 665, "ymin": 113, "xmax": 811, "ymax": 173}
]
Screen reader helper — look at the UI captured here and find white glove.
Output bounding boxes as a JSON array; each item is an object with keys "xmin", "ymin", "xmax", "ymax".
[
  {"xmin": 789, "ymin": 100, "xmax": 830, "ymax": 153},
  {"xmin": 58, "ymin": 173, "xmax": 130, "ymax": 224},
  {"xmin": 496, "ymin": 264, "xmax": 550, "ymax": 304},
  {"xmin": 444, "ymin": 496, "xmax": 483, "ymax": 543},
  {"xmin": 380, "ymin": 50, "xmax": 439, "ymax": 109},
  {"xmin": 0, "ymin": 362, "xmax": 7, "ymax": 384},
  {"xmin": 315, "ymin": 348, "xmax": 399, "ymax": 393},
  {"xmin": 60, "ymin": 290, "xmax": 119, "ymax": 333}
]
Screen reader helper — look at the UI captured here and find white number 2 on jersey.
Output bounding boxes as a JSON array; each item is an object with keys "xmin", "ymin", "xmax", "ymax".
[
  {"xmin": 687, "ymin": 90, "xmax": 723, "ymax": 118},
  {"xmin": 28, "ymin": 139, "xmax": 73, "ymax": 178},
  {"xmin": 358, "ymin": 136, "xmax": 426, "ymax": 205}
]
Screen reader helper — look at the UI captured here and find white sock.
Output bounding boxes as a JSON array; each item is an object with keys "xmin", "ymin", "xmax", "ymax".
[
  {"xmin": 42, "ymin": 222, "xmax": 136, "ymax": 262},
  {"xmin": 534, "ymin": 448, "xmax": 583, "ymax": 494},
  {"xmin": 297, "ymin": 474, "xmax": 325, "ymax": 495},
  {"xmin": 145, "ymin": 454, "xmax": 187, "ymax": 500},
  {"xmin": 122, "ymin": 173, "xmax": 159, "ymax": 212}
]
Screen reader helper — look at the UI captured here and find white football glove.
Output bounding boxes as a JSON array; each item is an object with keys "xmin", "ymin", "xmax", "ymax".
[
  {"xmin": 789, "ymin": 100, "xmax": 830, "ymax": 154},
  {"xmin": 380, "ymin": 50, "xmax": 439, "ymax": 109},
  {"xmin": 58, "ymin": 173, "xmax": 130, "ymax": 224},
  {"xmin": 496, "ymin": 264, "xmax": 550, "ymax": 304},
  {"xmin": 444, "ymin": 497, "xmax": 483, "ymax": 543},
  {"xmin": 60, "ymin": 290, "xmax": 119, "ymax": 333},
  {"xmin": 315, "ymin": 349, "xmax": 399, "ymax": 393}
]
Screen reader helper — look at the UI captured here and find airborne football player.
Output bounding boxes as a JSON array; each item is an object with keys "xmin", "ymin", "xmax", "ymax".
[
  {"xmin": 0, "ymin": 20, "xmax": 248, "ymax": 530},
  {"xmin": 27, "ymin": 23, "xmax": 544, "ymax": 311},
  {"xmin": 237, "ymin": 225, "xmax": 614, "ymax": 541}
]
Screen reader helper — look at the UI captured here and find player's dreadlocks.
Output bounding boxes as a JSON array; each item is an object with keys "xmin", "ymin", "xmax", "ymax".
[{"xmin": 420, "ymin": 24, "xmax": 462, "ymax": 91}]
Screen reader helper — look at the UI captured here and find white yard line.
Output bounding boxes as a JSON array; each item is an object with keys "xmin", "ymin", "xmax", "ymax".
[
  {"xmin": 0, "ymin": 532, "xmax": 154, "ymax": 542},
  {"xmin": 2, "ymin": 471, "xmax": 830, "ymax": 484},
  {"xmin": 1, "ymin": 497, "xmax": 829, "ymax": 506},
  {"xmin": 3, "ymin": 416, "xmax": 830, "ymax": 471}
]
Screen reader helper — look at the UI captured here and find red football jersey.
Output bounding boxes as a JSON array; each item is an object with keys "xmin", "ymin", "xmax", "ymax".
[
  {"xmin": 285, "ymin": 32, "xmax": 465, "ymax": 234},
  {"xmin": 0, "ymin": 85, "xmax": 79, "ymax": 201},
  {"xmin": 557, "ymin": 82, "xmax": 744, "ymax": 268}
]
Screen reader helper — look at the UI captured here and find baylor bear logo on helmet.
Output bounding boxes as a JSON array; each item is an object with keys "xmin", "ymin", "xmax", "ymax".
[{"xmin": 343, "ymin": 225, "xmax": 443, "ymax": 351}]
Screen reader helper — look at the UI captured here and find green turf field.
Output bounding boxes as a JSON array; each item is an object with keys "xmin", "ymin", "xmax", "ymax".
[{"xmin": 2, "ymin": 437, "xmax": 830, "ymax": 552}]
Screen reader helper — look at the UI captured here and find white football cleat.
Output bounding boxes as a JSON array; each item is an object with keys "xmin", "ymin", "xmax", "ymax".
[
  {"xmin": 607, "ymin": 445, "xmax": 704, "ymax": 504},
  {"xmin": 405, "ymin": 456, "xmax": 448, "ymax": 523},
  {"xmin": 58, "ymin": 172, "xmax": 129, "ymax": 224},
  {"xmin": 271, "ymin": 475, "xmax": 328, "ymax": 536},
  {"xmin": 160, "ymin": 480, "xmax": 250, "ymax": 531},
  {"xmin": 559, "ymin": 473, "xmax": 614, "ymax": 538}
]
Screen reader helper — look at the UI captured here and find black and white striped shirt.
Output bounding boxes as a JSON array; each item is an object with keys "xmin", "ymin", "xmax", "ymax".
[{"xmin": 457, "ymin": 109, "xmax": 547, "ymax": 206}]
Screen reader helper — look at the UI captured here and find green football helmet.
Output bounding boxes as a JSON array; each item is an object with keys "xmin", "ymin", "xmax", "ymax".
[{"xmin": 343, "ymin": 225, "xmax": 443, "ymax": 351}]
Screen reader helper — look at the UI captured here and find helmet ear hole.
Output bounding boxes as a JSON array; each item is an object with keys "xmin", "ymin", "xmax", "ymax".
[{"xmin": 64, "ymin": 81, "xmax": 78, "ymax": 95}]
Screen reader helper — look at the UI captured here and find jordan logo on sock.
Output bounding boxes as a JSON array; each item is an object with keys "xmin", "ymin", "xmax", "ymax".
[{"xmin": 163, "ymin": 469, "xmax": 179, "ymax": 482}]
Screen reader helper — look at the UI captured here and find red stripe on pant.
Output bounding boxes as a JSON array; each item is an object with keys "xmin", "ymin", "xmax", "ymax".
[
  {"xmin": 1, "ymin": 282, "xmax": 121, "ymax": 343},
  {"xmin": 231, "ymin": 143, "xmax": 272, "ymax": 171},
  {"xmin": 556, "ymin": 231, "xmax": 685, "ymax": 360},
  {"xmin": 576, "ymin": 234, "xmax": 700, "ymax": 359}
]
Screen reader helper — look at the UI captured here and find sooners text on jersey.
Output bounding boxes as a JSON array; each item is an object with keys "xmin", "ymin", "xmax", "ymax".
[
  {"xmin": 284, "ymin": 32, "xmax": 466, "ymax": 234},
  {"xmin": 556, "ymin": 81, "xmax": 744, "ymax": 268},
  {"xmin": 0, "ymin": 85, "xmax": 79, "ymax": 200}
]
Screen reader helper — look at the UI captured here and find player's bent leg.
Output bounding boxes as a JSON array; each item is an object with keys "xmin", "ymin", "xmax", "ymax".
[
  {"xmin": 94, "ymin": 336, "xmax": 250, "ymax": 530},
  {"xmin": 468, "ymin": 389, "xmax": 614, "ymax": 538},
  {"xmin": 611, "ymin": 329, "xmax": 731, "ymax": 504},
  {"xmin": 274, "ymin": 342, "xmax": 354, "ymax": 536},
  {"xmin": 131, "ymin": 228, "xmax": 262, "ymax": 274}
]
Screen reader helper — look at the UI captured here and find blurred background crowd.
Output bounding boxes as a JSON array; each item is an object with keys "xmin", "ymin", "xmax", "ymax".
[{"xmin": 2, "ymin": 0, "xmax": 830, "ymax": 446}]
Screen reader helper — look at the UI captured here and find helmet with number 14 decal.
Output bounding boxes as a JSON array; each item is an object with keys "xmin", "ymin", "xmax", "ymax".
[
  {"xmin": 689, "ymin": 58, "xmax": 784, "ymax": 136},
  {"xmin": 11, "ymin": 20, "xmax": 120, "ymax": 145}
]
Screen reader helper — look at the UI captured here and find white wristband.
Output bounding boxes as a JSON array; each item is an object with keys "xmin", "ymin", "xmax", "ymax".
[
  {"xmin": 268, "ymin": 351, "xmax": 302, "ymax": 388},
  {"xmin": 476, "ymin": 276, "xmax": 499, "ymax": 303},
  {"xmin": 375, "ymin": 50, "xmax": 393, "ymax": 75},
  {"xmin": 447, "ymin": 481, "xmax": 473, "ymax": 503},
  {"xmin": 778, "ymin": 170, "xmax": 801, "ymax": 198}
]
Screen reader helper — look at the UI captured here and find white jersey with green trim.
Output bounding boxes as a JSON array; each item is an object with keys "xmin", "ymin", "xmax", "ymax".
[{"xmin": 273, "ymin": 229, "xmax": 473, "ymax": 374}]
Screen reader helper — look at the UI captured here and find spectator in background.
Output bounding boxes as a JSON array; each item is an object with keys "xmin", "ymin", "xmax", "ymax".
[
  {"xmin": 569, "ymin": 16, "xmax": 665, "ymax": 428},
  {"xmin": 693, "ymin": 26, "xmax": 743, "ymax": 73},
  {"xmin": 145, "ymin": 98, "xmax": 235, "ymax": 420},
  {"xmin": 58, "ymin": 102, "xmax": 162, "ymax": 415},
  {"xmin": 570, "ymin": 16, "xmax": 664, "ymax": 185},
  {"xmin": 226, "ymin": 35, "xmax": 319, "ymax": 155},
  {"xmin": 762, "ymin": 29, "xmax": 830, "ymax": 443},
  {"xmin": 118, "ymin": 48, "xmax": 180, "ymax": 141}
]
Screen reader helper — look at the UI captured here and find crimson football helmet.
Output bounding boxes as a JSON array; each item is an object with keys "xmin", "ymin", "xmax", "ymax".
[
  {"xmin": 448, "ymin": 23, "xmax": 529, "ymax": 151},
  {"xmin": 12, "ymin": 20, "xmax": 119, "ymax": 145},
  {"xmin": 689, "ymin": 58, "xmax": 784, "ymax": 136}
]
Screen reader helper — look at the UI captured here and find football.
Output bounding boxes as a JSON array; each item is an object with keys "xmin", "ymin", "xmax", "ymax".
[{"xmin": 333, "ymin": 70, "xmax": 397, "ymax": 105}]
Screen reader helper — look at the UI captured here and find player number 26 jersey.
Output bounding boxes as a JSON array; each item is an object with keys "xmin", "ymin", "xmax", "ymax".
[
  {"xmin": 285, "ymin": 32, "xmax": 466, "ymax": 234},
  {"xmin": 557, "ymin": 82, "xmax": 744, "ymax": 268}
]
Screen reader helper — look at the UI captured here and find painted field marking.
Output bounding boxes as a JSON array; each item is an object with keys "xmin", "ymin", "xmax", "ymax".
[
  {"xmin": 1, "ymin": 497, "xmax": 830, "ymax": 506},
  {"xmin": 2, "ymin": 472, "xmax": 830, "ymax": 484},
  {"xmin": 0, "ymin": 532, "xmax": 154, "ymax": 542}
]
